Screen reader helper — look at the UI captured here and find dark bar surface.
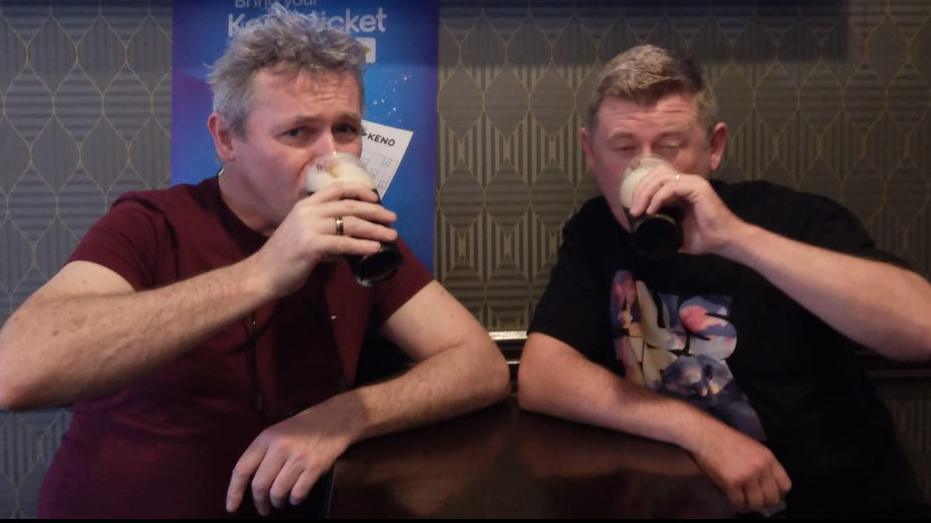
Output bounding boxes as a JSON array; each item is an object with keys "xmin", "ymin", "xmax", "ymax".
[{"xmin": 328, "ymin": 396, "xmax": 732, "ymax": 518}]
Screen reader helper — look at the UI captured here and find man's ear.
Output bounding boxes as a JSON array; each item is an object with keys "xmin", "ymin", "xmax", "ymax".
[
  {"xmin": 708, "ymin": 122, "xmax": 728, "ymax": 172},
  {"xmin": 208, "ymin": 113, "xmax": 237, "ymax": 162}
]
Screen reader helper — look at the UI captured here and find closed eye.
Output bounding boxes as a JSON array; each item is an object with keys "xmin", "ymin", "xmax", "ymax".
[
  {"xmin": 282, "ymin": 127, "xmax": 308, "ymax": 139},
  {"xmin": 655, "ymin": 141, "xmax": 682, "ymax": 151},
  {"xmin": 335, "ymin": 122, "xmax": 361, "ymax": 139}
]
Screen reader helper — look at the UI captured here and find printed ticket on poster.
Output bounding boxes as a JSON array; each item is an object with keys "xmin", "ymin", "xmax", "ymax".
[{"xmin": 360, "ymin": 119, "xmax": 413, "ymax": 196}]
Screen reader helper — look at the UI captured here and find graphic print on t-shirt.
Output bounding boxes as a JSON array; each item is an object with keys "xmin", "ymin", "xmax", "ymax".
[{"xmin": 610, "ymin": 270, "xmax": 766, "ymax": 441}]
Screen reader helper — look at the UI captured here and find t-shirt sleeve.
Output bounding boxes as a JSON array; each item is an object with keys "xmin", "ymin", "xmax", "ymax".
[
  {"xmin": 528, "ymin": 212, "xmax": 612, "ymax": 362},
  {"xmin": 369, "ymin": 237, "xmax": 433, "ymax": 327},
  {"xmin": 68, "ymin": 196, "xmax": 168, "ymax": 290}
]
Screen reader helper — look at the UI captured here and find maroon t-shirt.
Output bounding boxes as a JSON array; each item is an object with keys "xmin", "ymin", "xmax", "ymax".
[{"xmin": 37, "ymin": 177, "xmax": 431, "ymax": 517}]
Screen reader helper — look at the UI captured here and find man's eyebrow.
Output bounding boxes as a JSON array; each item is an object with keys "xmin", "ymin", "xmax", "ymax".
[
  {"xmin": 334, "ymin": 111, "xmax": 363, "ymax": 122},
  {"xmin": 656, "ymin": 130, "xmax": 690, "ymax": 140},
  {"xmin": 279, "ymin": 112, "xmax": 362, "ymax": 127},
  {"xmin": 603, "ymin": 124, "xmax": 693, "ymax": 142},
  {"xmin": 279, "ymin": 115, "xmax": 319, "ymax": 127},
  {"xmin": 605, "ymin": 130, "xmax": 637, "ymax": 141}
]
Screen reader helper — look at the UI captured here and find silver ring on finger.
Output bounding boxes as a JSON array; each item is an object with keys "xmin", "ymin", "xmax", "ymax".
[{"xmin": 335, "ymin": 216, "xmax": 344, "ymax": 236}]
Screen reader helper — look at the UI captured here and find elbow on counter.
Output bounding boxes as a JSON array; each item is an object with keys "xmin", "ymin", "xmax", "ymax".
[
  {"xmin": 0, "ymin": 332, "xmax": 16, "ymax": 410},
  {"xmin": 0, "ymin": 326, "xmax": 45, "ymax": 412},
  {"xmin": 483, "ymin": 345, "xmax": 512, "ymax": 405},
  {"xmin": 919, "ymin": 329, "xmax": 931, "ymax": 363},
  {"xmin": 890, "ymin": 322, "xmax": 931, "ymax": 363},
  {"xmin": 922, "ymin": 316, "xmax": 931, "ymax": 361},
  {"xmin": 905, "ymin": 275, "xmax": 931, "ymax": 362},
  {"xmin": 0, "ymin": 380, "xmax": 33, "ymax": 412},
  {"xmin": 0, "ymin": 353, "xmax": 32, "ymax": 412},
  {"xmin": 515, "ymin": 351, "xmax": 544, "ymax": 414},
  {"xmin": 901, "ymin": 299, "xmax": 931, "ymax": 362}
]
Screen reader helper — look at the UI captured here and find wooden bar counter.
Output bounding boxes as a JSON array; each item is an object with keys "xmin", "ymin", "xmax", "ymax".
[{"xmin": 327, "ymin": 397, "xmax": 732, "ymax": 518}]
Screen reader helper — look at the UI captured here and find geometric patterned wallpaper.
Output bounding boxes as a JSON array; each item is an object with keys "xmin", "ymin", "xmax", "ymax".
[
  {"xmin": 1, "ymin": 0, "xmax": 929, "ymax": 517},
  {"xmin": 0, "ymin": 0, "xmax": 170, "ymax": 517}
]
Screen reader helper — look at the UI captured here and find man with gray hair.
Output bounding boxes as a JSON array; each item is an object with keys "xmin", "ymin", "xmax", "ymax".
[
  {"xmin": 518, "ymin": 44, "xmax": 931, "ymax": 516},
  {"xmin": 0, "ymin": 5, "xmax": 509, "ymax": 517}
]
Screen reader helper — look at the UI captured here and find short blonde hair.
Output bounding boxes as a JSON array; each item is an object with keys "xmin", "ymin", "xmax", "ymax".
[{"xmin": 585, "ymin": 45, "xmax": 718, "ymax": 136}]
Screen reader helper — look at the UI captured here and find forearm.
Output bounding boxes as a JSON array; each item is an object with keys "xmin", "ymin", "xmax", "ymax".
[
  {"xmin": 224, "ymin": 327, "xmax": 509, "ymax": 516},
  {"xmin": 0, "ymin": 258, "xmax": 271, "ymax": 409},
  {"xmin": 517, "ymin": 337, "xmax": 790, "ymax": 513},
  {"xmin": 721, "ymin": 223, "xmax": 931, "ymax": 360},
  {"xmin": 312, "ymin": 341, "xmax": 509, "ymax": 447},
  {"xmin": 518, "ymin": 343, "xmax": 728, "ymax": 454}
]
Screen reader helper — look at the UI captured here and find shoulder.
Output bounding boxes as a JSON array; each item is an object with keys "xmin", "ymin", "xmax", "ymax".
[
  {"xmin": 69, "ymin": 186, "xmax": 209, "ymax": 290},
  {"xmin": 113, "ymin": 180, "xmax": 214, "ymax": 218},
  {"xmin": 714, "ymin": 179, "xmax": 851, "ymax": 232},
  {"xmin": 715, "ymin": 179, "xmax": 901, "ymax": 262},
  {"xmin": 714, "ymin": 179, "xmax": 829, "ymax": 209},
  {"xmin": 552, "ymin": 196, "xmax": 631, "ymax": 276},
  {"xmin": 563, "ymin": 196, "xmax": 619, "ymax": 241},
  {"xmin": 107, "ymin": 180, "xmax": 224, "ymax": 244},
  {"xmin": 570, "ymin": 196, "xmax": 613, "ymax": 225}
]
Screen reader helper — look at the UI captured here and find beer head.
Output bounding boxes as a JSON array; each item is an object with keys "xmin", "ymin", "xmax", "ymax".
[
  {"xmin": 619, "ymin": 155, "xmax": 669, "ymax": 210},
  {"xmin": 305, "ymin": 152, "xmax": 374, "ymax": 193},
  {"xmin": 302, "ymin": 151, "xmax": 402, "ymax": 285},
  {"xmin": 617, "ymin": 155, "xmax": 683, "ymax": 260}
]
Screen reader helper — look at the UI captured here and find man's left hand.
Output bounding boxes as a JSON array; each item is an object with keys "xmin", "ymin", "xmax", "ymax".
[{"xmin": 225, "ymin": 408, "xmax": 352, "ymax": 516}]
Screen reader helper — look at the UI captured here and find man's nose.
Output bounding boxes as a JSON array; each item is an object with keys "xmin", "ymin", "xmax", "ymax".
[{"xmin": 311, "ymin": 130, "xmax": 337, "ymax": 158}]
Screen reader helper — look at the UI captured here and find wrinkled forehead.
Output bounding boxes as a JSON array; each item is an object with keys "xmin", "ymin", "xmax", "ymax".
[
  {"xmin": 254, "ymin": 66, "xmax": 361, "ymax": 100},
  {"xmin": 247, "ymin": 68, "xmax": 362, "ymax": 116}
]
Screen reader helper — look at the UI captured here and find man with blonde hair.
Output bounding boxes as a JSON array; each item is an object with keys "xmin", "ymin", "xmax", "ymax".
[
  {"xmin": 0, "ymin": 6, "xmax": 509, "ymax": 517},
  {"xmin": 519, "ymin": 44, "xmax": 931, "ymax": 517}
]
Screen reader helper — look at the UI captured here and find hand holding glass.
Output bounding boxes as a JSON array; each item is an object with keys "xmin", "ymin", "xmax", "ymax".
[
  {"xmin": 305, "ymin": 152, "xmax": 402, "ymax": 286},
  {"xmin": 619, "ymin": 155, "xmax": 684, "ymax": 260}
]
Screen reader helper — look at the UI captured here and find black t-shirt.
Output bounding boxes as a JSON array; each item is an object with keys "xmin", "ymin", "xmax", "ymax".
[{"xmin": 530, "ymin": 179, "xmax": 923, "ymax": 516}]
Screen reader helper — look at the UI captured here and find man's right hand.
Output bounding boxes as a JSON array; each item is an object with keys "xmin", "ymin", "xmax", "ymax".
[
  {"xmin": 249, "ymin": 182, "xmax": 398, "ymax": 298},
  {"xmin": 689, "ymin": 422, "xmax": 792, "ymax": 514}
]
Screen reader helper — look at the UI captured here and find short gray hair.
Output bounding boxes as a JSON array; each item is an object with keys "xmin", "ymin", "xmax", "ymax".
[
  {"xmin": 585, "ymin": 45, "xmax": 718, "ymax": 136},
  {"xmin": 208, "ymin": 4, "xmax": 367, "ymax": 137}
]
